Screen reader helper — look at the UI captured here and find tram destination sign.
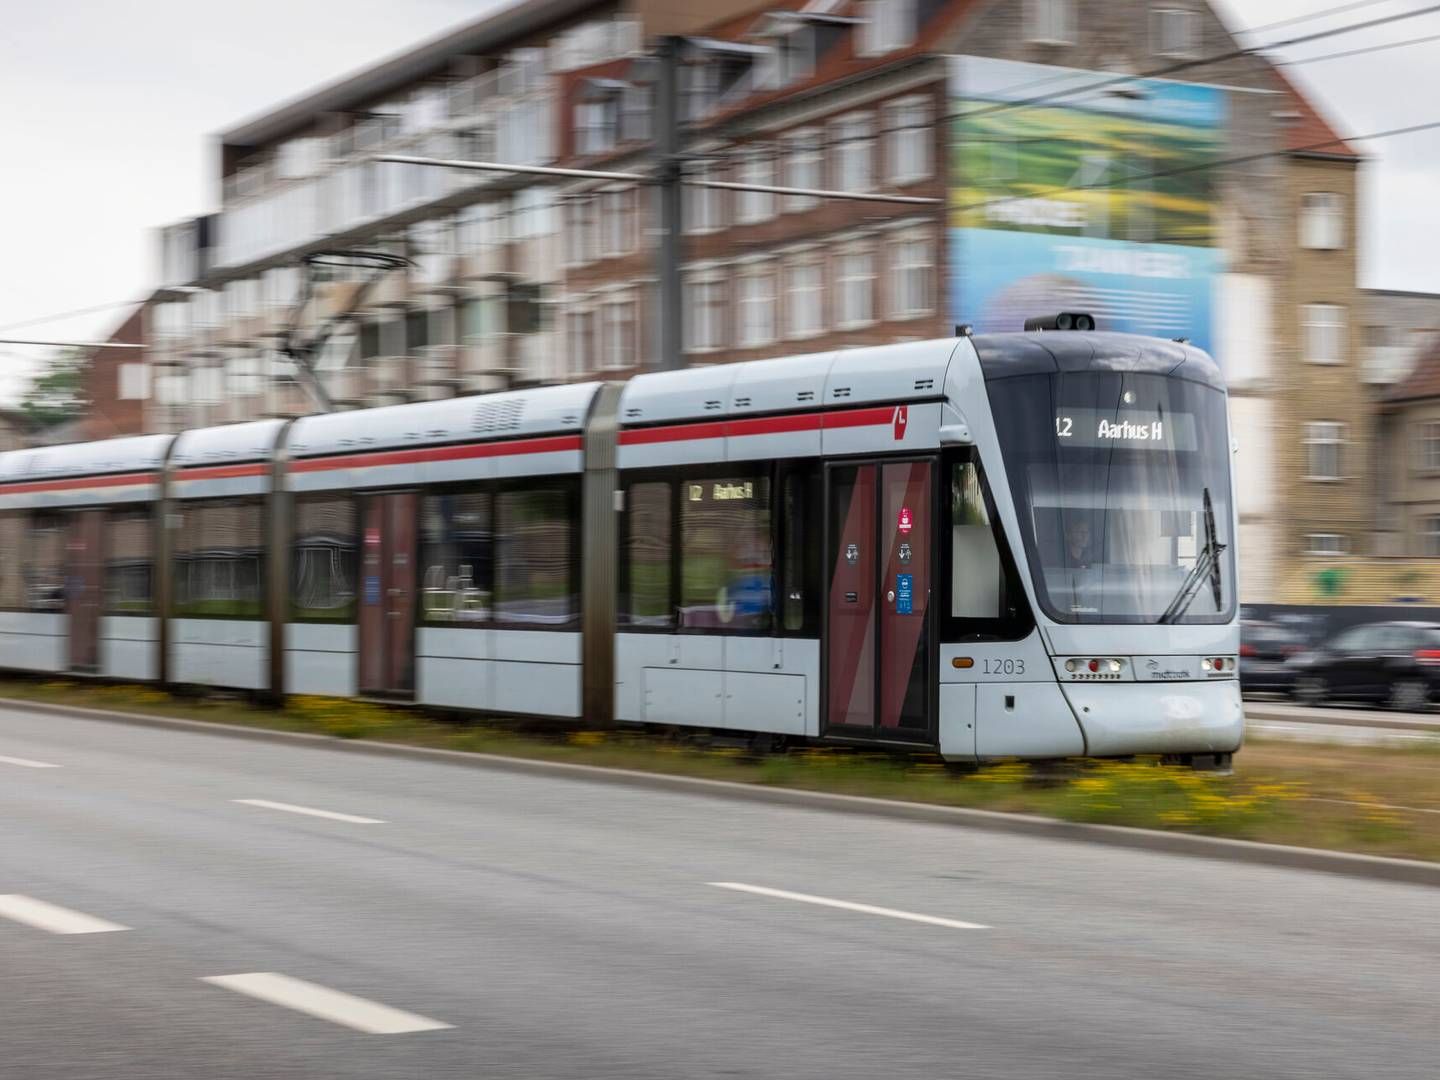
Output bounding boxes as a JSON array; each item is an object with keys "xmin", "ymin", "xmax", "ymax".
[{"xmin": 1053, "ymin": 409, "xmax": 1198, "ymax": 451}]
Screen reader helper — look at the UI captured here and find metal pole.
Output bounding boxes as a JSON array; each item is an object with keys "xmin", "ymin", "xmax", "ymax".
[{"xmin": 654, "ymin": 35, "xmax": 683, "ymax": 371}]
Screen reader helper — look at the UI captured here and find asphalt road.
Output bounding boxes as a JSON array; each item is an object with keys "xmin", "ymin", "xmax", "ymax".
[{"xmin": 1, "ymin": 704, "xmax": 1437, "ymax": 1080}]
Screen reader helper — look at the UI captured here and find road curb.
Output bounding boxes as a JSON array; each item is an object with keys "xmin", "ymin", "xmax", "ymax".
[
  {"xmin": 6, "ymin": 695, "xmax": 1439, "ymax": 889},
  {"xmin": 1244, "ymin": 705, "xmax": 1440, "ymax": 733}
]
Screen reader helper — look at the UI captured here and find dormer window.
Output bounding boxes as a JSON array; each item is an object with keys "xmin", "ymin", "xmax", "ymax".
[
  {"xmin": 858, "ymin": 0, "xmax": 917, "ymax": 56},
  {"xmin": 682, "ymin": 62, "xmax": 722, "ymax": 121}
]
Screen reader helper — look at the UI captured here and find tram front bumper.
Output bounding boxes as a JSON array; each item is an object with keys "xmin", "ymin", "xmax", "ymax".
[{"xmin": 1061, "ymin": 679, "xmax": 1244, "ymax": 758}]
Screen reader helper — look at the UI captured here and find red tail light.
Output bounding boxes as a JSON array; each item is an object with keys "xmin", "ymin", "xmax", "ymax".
[
  {"xmin": 1239, "ymin": 643, "xmax": 1257, "ymax": 657},
  {"xmin": 1414, "ymin": 649, "xmax": 1440, "ymax": 666}
]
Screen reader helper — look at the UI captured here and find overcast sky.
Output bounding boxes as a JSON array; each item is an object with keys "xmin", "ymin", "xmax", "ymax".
[{"xmin": 1, "ymin": 0, "xmax": 1437, "ymax": 402}]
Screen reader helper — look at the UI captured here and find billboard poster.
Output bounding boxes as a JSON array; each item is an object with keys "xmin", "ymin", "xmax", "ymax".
[{"xmin": 949, "ymin": 57, "xmax": 1225, "ymax": 356}]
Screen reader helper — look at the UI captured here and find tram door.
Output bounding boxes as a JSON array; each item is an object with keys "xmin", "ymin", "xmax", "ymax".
[
  {"xmin": 825, "ymin": 460, "xmax": 935, "ymax": 739},
  {"xmin": 358, "ymin": 492, "xmax": 417, "ymax": 696},
  {"xmin": 66, "ymin": 509, "xmax": 104, "ymax": 673}
]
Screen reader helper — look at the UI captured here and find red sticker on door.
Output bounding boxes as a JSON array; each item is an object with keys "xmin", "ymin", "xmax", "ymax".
[
  {"xmin": 893, "ymin": 405, "xmax": 908, "ymax": 441},
  {"xmin": 897, "ymin": 506, "xmax": 913, "ymax": 534}
]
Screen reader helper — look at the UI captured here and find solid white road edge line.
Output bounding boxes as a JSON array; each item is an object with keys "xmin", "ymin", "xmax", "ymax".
[
  {"xmin": 0, "ymin": 754, "xmax": 61, "ymax": 768},
  {"xmin": 233, "ymin": 799, "xmax": 385, "ymax": 824},
  {"xmin": 0, "ymin": 894, "xmax": 129, "ymax": 934},
  {"xmin": 708, "ymin": 882, "xmax": 989, "ymax": 930},
  {"xmin": 201, "ymin": 973, "xmax": 452, "ymax": 1034}
]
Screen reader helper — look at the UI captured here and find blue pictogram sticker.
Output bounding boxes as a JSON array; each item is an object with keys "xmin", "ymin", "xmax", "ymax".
[{"xmin": 896, "ymin": 573, "xmax": 913, "ymax": 615}]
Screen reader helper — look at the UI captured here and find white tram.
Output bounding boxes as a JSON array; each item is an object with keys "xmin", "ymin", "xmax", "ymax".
[{"xmin": 0, "ymin": 325, "xmax": 1242, "ymax": 763}]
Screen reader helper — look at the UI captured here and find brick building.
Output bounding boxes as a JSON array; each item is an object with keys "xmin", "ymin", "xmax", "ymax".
[{"xmin": 135, "ymin": 0, "xmax": 1373, "ymax": 602}]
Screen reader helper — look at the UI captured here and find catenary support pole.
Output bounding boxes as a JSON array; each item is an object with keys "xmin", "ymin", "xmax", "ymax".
[{"xmin": 654, "ymin": 35, "xmax": 683, "ymax": 372}]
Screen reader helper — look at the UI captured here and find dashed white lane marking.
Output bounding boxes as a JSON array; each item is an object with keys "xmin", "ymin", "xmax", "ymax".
[
  {"xmin": 201, "ymin": 973, "xmax": 452, "ymax": 1034},
  {"xmin": 0, "ymin": 894, "xmax": 129, "ymax": 935},
  {"xmin": 233, "ymin": 799, "xmax": 385, "ymax": 824},
  {"xmin": 708, "ymin": 882, "xmax": 989, "ymax": 930},
  {"xmin": 0, "ymin": 754, "xmax": 60, "ymax": 769}
]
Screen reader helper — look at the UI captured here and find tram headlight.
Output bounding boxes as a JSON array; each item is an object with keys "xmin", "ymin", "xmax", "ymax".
[
  {"xmin": 1201, "ymin": 658, "xmax": 1213, "ymax": 671},
  {"xmin": 1065, "ymin": 659, "xmax": 1079, "ymax": 673}
]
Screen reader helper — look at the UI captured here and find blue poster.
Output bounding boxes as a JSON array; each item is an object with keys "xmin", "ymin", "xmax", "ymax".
[{"xmin": 896, "ymin": 573, "xmax": 913, "ymax": 615}]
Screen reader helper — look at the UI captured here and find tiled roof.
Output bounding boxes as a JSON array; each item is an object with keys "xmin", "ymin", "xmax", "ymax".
[
  {"xmin": 1271, "ymin": 67, "xmax": 1360, "ymax": 159},
  {"xmin": 1386, "ymin": 336, "xmax": 1440, "ymax": 403}
]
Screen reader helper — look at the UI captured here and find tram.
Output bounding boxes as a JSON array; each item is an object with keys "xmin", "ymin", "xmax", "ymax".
[{"xmin": 0, "ymin": 320, "xmax": 1242, "ymax": 763}]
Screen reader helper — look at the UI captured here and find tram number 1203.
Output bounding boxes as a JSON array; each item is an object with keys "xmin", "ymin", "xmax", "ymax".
[{"xmin": 982, "ymin": 658, "xmax": 1025, "ymax": 676}]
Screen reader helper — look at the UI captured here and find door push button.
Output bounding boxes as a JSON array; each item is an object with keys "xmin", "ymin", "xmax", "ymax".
[{"xmin": 886, "ymin": 590, "xmax": 896, "ymax": 603}]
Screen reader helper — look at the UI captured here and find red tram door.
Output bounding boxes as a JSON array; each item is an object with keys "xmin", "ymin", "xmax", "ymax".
[
  {"xmin": 67, "ymin": 509, "xmax": 104, "ymax": 673},
  {"xmin": 358, "ymin": 492, "xmax": 417, "ymax": 696},
  {"xmin": 825, "ymin": 460, "xmax": 934, "ymax": 740}
]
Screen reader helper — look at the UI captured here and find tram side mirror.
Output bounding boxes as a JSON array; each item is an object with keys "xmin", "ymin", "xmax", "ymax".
[{"xmin": 1024, "ymin": 312, "xmax": 1095, "ymax": 332}]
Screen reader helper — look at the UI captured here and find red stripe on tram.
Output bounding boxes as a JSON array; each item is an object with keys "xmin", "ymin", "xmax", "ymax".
[
  {"xmin": 289, "ymin": 434, "xmax": 583, "ymax": 474},
  {"xmin": 0, "ymin": 471, "xmax": 157, "ymax": 496},
  {"xmin": 618, "ymin": 405, "xmax": 900, "ymax": 446}
]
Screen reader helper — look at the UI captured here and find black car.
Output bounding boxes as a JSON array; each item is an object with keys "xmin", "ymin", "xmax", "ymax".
[
  {"xmin": 1287, "ymin": 620, "xmax": 1440, "ymax": 711},
  {"xmin": 1239, "ymin": 620, "xmax": 1306, "ymax": 696}
]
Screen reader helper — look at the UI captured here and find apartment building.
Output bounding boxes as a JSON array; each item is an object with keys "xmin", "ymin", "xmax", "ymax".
[{"xmin": 136, "ymin": 0, "xmax": 1370, "ymax": 601}]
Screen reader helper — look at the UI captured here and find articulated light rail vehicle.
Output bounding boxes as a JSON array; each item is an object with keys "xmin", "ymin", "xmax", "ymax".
[{"xmin": 0, "ymin": 322, "xmax": 1241, "ymax": 763}]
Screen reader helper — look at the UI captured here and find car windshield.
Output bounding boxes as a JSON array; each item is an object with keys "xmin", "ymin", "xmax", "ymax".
[{"xmin": 987, "ymin": 370, "xmax": 1236, "ymax": 625}]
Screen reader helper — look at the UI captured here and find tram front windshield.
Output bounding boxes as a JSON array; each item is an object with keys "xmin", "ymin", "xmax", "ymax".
[{"xmin": 987, "ymin": 371, "xmax": 1235, "ymax": 625}]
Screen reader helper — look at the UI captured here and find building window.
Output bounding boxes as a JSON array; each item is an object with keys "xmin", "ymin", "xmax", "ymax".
[
  {"xmin": 783, "ymin": 129, "xmax": 821, "ymax": 213},
  {"xmin": 1416, "ymin": 421, "xmax": 1440, "ymax": 471},
  {"xmin": 836, "ymin": 245, "xmax": 876, "ymax": 329},
  {"xmin": 785, "ymin": 256, "xmax": 824, "ymax": 339},
  {"xmin": 1304, "ymin": 533, "xmax": 1348, "ymax": 557},
  {"xmin": 890, "ymin": 233, "xmax": 934, "ymax": 319},
  {"xmin": 1423, "ymin": 516, "xmax": 1440, "ymax": 557},
  {"xmin": 884, "ymin": 97, "xmax": 932, "ymax": 186},
  {"xmin": 574, "ymin": 98, "xmax": 617, "ymax": 156},
  {"xmin": 564, "ymin": 195, "xmax": 597, "ymax": 267},
  {"xmin": 119, "ymin": 362, "xmax": 150, "ymax": 401},
  {"xmin": 737, "ymin": 264, "xmax": 777, "ymax": 348},
  {"xmin": 1027, "ymin": 0, "xmax": 1076, "ymax": 43},
  {"xmin": 601, "ymin": 295, "xmax": 637, "ymax": 369},
  {"xmin": 685, "ymin": 271, "xmax": 728, "ymax": 352},
  {"xmin": 599, "ymin": 187, "xmax": 633, "ymax": 257},
  {"xmin": 1302, "ymin": 303, "xmax": 1347, "ymax": 364},
  {"xmin": 1151, "ymin": 7, "xmax": 1200, "ymax": 57},
  {"xmin": 1304, "ymin": 421, "xmax": 1345, "ymax": 481},
  {"xmin": 685, "ymin": 159, "xmax": 725, "ymax": 234},
  {"xmin": 565, "ymin": 307, "xmax": 594, "ymax": 378},
  {"xmin": 683, "ymin": 62, "xmax": 721, "ymax": 121},
  {"xmin": 736, "ymin": 146, "xmax": 776, "ymax": 225},
  {"xmin": 858, "ymin": 0, "xmax": 918, "ymax": 56},
  {"xmin": 292, "ymin": 497, "xmax": 357, "ymax": 622},
  {"xmin": 830, "ymin": 113, "xmax": 873, "ymax": 195},
  {"xmin": 1300, "ymin": 192, "xmax": 1344, "ymax": 250}
]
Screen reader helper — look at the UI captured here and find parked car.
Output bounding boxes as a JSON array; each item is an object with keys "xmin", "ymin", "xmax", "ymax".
[
  {"xmin": 1287, "ymin": 620, "xmax": 1440, "ymax": 711},
  {"xmin": 1239, "ymin": 620, "xmax": 1306, "ymax": 696}
]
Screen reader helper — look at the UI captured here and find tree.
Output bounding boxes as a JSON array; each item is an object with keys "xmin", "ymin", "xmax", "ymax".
[{"xmin": 19, "ymin": 348, "xmax": 90, "ymax": 429}]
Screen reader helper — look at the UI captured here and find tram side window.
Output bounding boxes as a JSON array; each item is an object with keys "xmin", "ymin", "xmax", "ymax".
[
  {"xmin": 420, "ymin": 490, "xmax": 492, "ymax": 624},
  {"xmin": 0, "ymin": 512, "xmax": 24, "ymax": 609},
  {"xmin": 621, "ymin": 480, "xmax": 673, "ymax": 628},
  {"xmin": 780, "ymin": 466, "xmax": 820, "ymax": 635},
  {"xmin": 174, "ymin": 498, "xmax": 266, "ymax": 618},
  {"xmin": 292, "ymin": 497, "xmax": 357, "ymax": 621},
  {"xmin": 495, "ymin": 479, "xmax": 578, "ymax": 627},
  {"xmin": 104, "ymin": 507, "xmax": 154, "ymax": 614},
  {"xmin": 26, "ymin": 512, "xmax": 66, "ymax": 612},
  {"xmin": 680, "ymin": 474, "xmax": 772, "ymax": 632}
]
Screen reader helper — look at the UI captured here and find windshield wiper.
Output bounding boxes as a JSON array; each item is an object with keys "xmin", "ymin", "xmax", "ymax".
[{"xmin": 1158, "ymin": 487, "xmax": 1226, "ymax": 625}]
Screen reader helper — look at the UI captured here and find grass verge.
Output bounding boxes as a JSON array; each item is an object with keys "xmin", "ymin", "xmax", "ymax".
[{"xmin": 4, "ymin": 677, "xmax": 1439, "ymax": 864}]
